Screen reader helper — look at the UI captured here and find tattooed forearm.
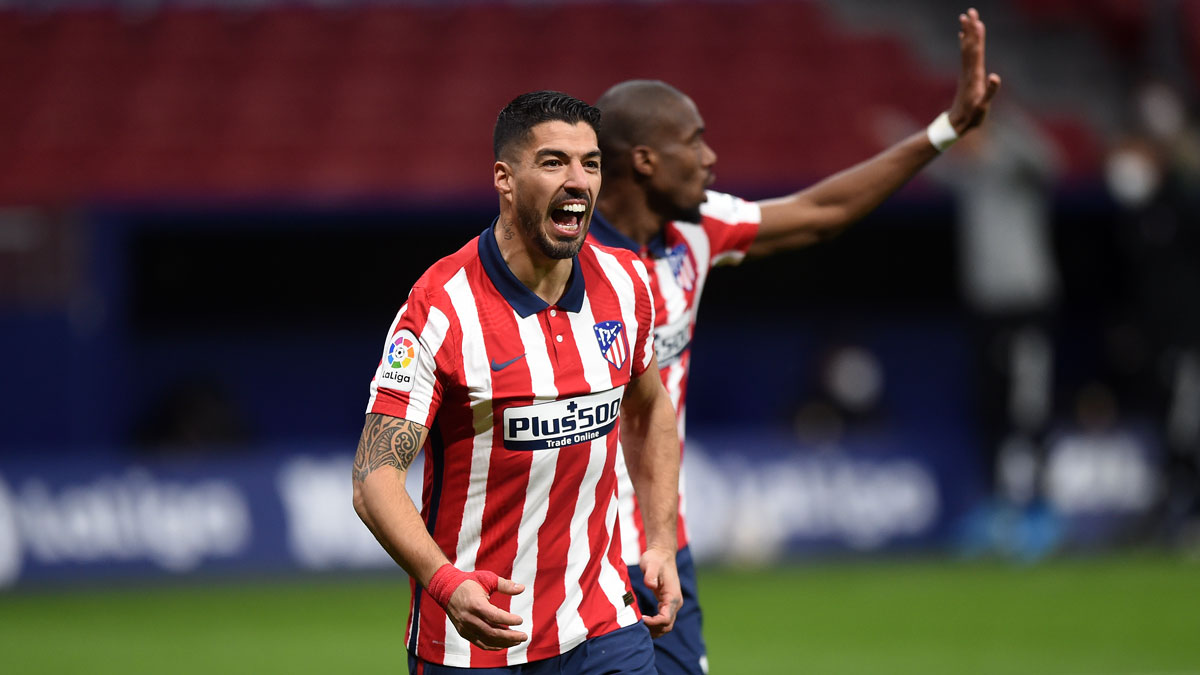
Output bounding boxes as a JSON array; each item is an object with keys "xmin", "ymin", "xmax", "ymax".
[{"xmin": 353, "ymin": 414, "xmax": 427, "ymax": 483}]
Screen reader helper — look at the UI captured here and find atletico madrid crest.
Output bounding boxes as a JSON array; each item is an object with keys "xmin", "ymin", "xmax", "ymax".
[
  {"xmin": 593, "ymin": 320, "xmax": 629, "ymax": 370},
  {"xmin": 667, "ymin": 243, "xmax": 696, "ymax": 291}
]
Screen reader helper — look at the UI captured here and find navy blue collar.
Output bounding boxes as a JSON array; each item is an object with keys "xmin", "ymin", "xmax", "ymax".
[
  {"xmin": 478, "ymin": 221, "xmax": 586, "ymax": 318},
  {"xmin": 589, "ymin": 211, "xmax": 670, "ymax": 258}
]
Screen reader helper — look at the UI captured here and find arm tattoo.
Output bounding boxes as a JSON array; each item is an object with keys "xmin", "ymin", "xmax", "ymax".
[{"xmin": 353, "ymin": 414, "xmax": 427, "ymax": 483}]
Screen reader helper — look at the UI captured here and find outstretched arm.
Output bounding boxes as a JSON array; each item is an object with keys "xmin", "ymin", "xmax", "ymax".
[
  {"xmin": 748, "ymin": 8, "xmax": 1002, "ymax": 257},
  {"xmin": 352, "ymin": 413, "xmax": 528, "ymax": 650},
  {"xmin": 620, "ymin": 357, "xmax": 682, "ymax": 637}
]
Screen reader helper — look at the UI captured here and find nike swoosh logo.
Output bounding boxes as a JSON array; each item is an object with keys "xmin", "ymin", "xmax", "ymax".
[{"xmin": 490, "ymin": 353, "xmax": 526, "ymax": 371}]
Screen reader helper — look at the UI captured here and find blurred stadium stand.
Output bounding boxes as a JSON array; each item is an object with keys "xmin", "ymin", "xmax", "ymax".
[
  {"xmin": 0, "ymin": 0, "xmax": 1120, "ymax": 203},
  {"xmin": 1, "ymin": 0, "xmax": 1198, "ymax": 586}
]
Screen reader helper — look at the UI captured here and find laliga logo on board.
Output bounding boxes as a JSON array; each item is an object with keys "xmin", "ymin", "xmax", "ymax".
[{"xmin": 593, "ymin": 320, "xmax": 628, "ymax": 370}]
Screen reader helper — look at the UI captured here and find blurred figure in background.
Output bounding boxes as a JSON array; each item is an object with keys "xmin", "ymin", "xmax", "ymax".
[
  {"xmin": 926, "ymin": 98, "xmax": 1063, "ymax": 518},
  {"xmin": 792, "ymin": 341, "xmax": 889, "ymax": 449},
  {"xmin": 1042, "ymin": 381, "xmax": 1159, "ymax": 547},
  {"xmin": 590, "ymin": 9, "xmax": 999, "ymax": 674},
  {"xmin": 1105, "ymin": 79, "xmax": 1200, "ymax": 546}
]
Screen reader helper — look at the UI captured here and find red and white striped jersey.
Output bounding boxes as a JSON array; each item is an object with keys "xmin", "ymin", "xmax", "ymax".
[
  {"xmin": 588, "ymin": 191, "xmax": 760, "ymax": 564},
  {"xmin": 366, "ymin": 225, "xmax": 656, "ymax": 667}
]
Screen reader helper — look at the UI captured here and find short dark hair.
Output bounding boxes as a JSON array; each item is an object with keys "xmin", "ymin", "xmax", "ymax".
[
  {"xmin": 595, "ymin": 80, "xmax": 688, "ymax": 179},
  {"xmin": 493, "ymin": 91, "xmax": 601, "ymax": 160}
]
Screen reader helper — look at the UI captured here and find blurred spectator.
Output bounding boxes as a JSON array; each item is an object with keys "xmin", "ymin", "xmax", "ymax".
[
  {"xmin": 1042, "ymin": 381, "xmax": 1160, "ymax": 548},
  {"xmin": 792, "ymin": 342, "xmax": 888, "ymax": 448},
  {"xmin": 927, "ymin": 99, "xmax": 1064, "ymax": 507},
  {"xmin": 1105, "ymin": 79, "xmax": 1200, "ymax": 544}
]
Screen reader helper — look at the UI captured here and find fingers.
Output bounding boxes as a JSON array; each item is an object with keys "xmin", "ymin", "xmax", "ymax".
[
  {"xmin": 446, "ymin": 579, "xmax": 530, "ymax": 650},
  {"xmin": 454, "ymin": 599, "xmax": 528, "ymax": 650},
  {"xmin": 948, "ymin": 6, "xmax": 997, "ymax": 132},
  {"xmin": 960, "ymin": 7, "xmax": 982, "ymax": 37},
  {"xmin": 643, "ymin": 607, "xmax": 673, "ymax": 638},
  {"xmin": 646, "ymin": 568, "xmax": 681, "ymax": 637},
  {"xmin": 637, "ymin": 549, "xmax": 681, "ymax": 638},
  {"xmin": 642, "ymin": 590, "xmax": 683, "ymax": 639},
  {"xmin": 985, "ymin": 73, "xmax": 1002, "ymax": 102},
  {"xmin": 459, "ymin": 615, "xmax": 529, "ymax": 651},
  {"xmin": 451, "ymin": 582, "xmax": 525, "ymax": 628},
  {"xmin": 643, "ymin": 591, "xmax": 681, "ymax": 638},
  {"xmin": 957, "ymin": 14, "xmax": 984, "ymax": 103},
  {"xmin": 959, "ymin": 9, "xmax": 984, "ymax": 61},
  {"xmin": 494, "ymin": 577, "xmax": 526, "ymax": 596},
  {"xmin": 475, "ymin": 629, "xmax": 529, "ymax": 650},
  {"xmin": 475, "ymin": 600, "xmax": 524, "ymax": 628}
]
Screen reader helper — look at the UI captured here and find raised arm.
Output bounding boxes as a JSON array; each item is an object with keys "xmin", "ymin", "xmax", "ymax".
[
  {"xmin": 619, "ymin": 357, "xmax": 682, "ymax": 637},
  {"xmin": 748, "ymin": 7, "xmax": 1002, "ymax": 257},
  {"xmin": 352, "ymin": 413, "xmax": 528, "ymax": 650}
]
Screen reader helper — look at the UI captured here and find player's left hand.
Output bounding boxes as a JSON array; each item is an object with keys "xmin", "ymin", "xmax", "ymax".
[
  {"xmin": 639, "ymin": 545, "xmax": 682, "ymax": 638},
  {"xmin": 948, "ymin": 7, "xmax": 1002, "ymax": 134}
]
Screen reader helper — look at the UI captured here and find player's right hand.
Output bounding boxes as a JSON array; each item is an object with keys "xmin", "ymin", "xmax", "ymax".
[{"xmin": 445, "ymin": 576, "xmax": 528, "ymax": 650}]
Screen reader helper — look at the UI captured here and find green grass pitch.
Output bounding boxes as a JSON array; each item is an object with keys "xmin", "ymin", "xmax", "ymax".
[{"xmin": 2, "ymin": 554, "xmax": 1197, "ymax": 674}]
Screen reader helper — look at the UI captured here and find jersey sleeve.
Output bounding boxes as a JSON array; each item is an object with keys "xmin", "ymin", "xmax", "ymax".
[
  {"xmin": 698, "ymin": 190, "xmax": 761, "ymax": 268},
  {"xmin": 365, "ymin": 286, "xmax": 454, "ymax": 428},
  {"xmin": 628, "ymin": 256, "xmax": 656, "ymax": 379}
]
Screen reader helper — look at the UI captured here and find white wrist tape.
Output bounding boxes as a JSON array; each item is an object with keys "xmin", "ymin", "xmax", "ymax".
[{"xmin": 926, "ymin": 112, "xmax": 959, "ymax": 152}]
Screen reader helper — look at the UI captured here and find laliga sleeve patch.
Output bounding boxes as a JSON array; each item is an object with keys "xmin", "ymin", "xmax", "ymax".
[{"xmin": 379, "ymin": 329, "xmax": 420, "ymax": 392}]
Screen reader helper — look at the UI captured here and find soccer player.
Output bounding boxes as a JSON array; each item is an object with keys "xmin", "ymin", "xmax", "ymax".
[
  {"xmin": 588, "ymin": 9, "xmax": 1001, "ymax": 675},
  {"xmin": 351, "ymin": 91, "xmax": 682, "ymax": 674}
]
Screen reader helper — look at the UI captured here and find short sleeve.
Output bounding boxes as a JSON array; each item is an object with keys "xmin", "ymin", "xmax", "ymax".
[
  {"xmin": 698, "ymin": 190, "xmax": 761, "ymax": 267},
  {"xmin": 628, "ymin": 256, "xmax": 656, "ymax": 379},
  {"xmin": 365, "ymin": 286, "xmax": 454, "ymax": 427}
]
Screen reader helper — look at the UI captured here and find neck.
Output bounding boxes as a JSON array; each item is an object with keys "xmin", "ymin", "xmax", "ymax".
[
  {"xmin": 595, "ymin": 182, "xmax": 666, "ymax": 247},
  {"xmin": 494, "ymin": 220, "xmax": 574, "ymax": 306}
]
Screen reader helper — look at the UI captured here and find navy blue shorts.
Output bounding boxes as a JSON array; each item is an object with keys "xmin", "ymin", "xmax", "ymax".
[
  {"xmin": 625, "ymin": 546, "xmax": 707, "ymax": 675},
  {"xmin": 408, "ymin": 621, "xmax": 655, "ymax": 674}
]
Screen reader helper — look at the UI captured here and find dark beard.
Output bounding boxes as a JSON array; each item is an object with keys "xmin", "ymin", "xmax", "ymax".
[
  {"xmin": 648, "ymin": 189, "xmax": 703, "ymax": 224},
  {"xmin": 515, "ymin": 199, "xmax": 585, "ymax": 260}
]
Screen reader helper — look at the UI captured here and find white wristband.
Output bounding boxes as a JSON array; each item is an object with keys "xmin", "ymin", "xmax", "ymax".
[{"xmin": 926, "ymin": 111, "xmax": 959, "ymax": 152}]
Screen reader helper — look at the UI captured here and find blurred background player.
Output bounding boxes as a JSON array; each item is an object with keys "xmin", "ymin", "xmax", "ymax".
[
  {"xmin": 352, "ymin": 91, "xmax": 681, "ymax": 674},
  {"xmin": 920, "ymin": 96, "xmax": 1063, "ymax": 553},
  {"xmin": 588, "ymin": 9, "xmax": 999, "ymax": 674}
]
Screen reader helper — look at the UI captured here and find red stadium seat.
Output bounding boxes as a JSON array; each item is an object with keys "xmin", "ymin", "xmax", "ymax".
[{"xmin": 0, "ymin": 1, "xmax": 1107, "ymax": 203}]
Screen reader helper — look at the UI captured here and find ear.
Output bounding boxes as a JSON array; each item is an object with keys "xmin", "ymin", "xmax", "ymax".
[
  {"xmin": 631, "ymin": 145, "xmax": 656, "ymax": 178},
  {"xmin": 494, "ymin": 161, "xmax": 514, "ymax": 202}
]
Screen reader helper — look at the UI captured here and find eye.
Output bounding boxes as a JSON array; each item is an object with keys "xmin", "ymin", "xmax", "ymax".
[
  {"xmin": 584, "ymin": 160, "xmax": 601, "ymax": 170},
  {"xmin": 542, "ymin": 159, "xmax": 563, "ymax": 168}
]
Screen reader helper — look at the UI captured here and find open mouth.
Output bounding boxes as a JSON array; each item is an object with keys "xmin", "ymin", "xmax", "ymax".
[{"xmin": 549, "ymin": 202, "xmax": 587, "ymax": 235}]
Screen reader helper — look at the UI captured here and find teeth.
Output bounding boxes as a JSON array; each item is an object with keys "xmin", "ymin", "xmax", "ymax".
[{"xmin": 560, "ymin": 203, "xmax": 586, "ymax": 213}]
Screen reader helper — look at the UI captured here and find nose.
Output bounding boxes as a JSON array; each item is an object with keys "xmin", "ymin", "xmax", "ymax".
[
  {"xmin": 701, "ymin": 141, "xmax": 717, "ymax": 168},
  {"xmin": 564, "ymin": 160, "xmax": 589, "ymax": 189}
]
